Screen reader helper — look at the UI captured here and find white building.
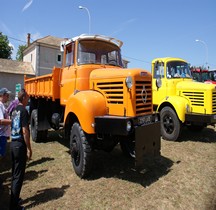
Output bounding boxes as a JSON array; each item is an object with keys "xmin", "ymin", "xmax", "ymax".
[{"xmin": 23, "ymin": 34, "xmax": 67, "ymax": 76}]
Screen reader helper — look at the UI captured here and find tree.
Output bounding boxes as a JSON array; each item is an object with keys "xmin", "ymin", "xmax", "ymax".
[
  {"xmin": 16, "ymin": 44, "xmax": 27, "ymax": 61},
  {"xmin": 0, "ymin": 32, "xmax": 13, "ymax": 59}
]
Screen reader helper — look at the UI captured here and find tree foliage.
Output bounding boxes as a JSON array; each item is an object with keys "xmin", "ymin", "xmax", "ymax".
[
  {"xmin": 0, "ymin": 32, "xmax": 13, "ymax": 59},
  {"xmin": 16, "ymin": 44, "xmax": 27, "ymax": 61}
]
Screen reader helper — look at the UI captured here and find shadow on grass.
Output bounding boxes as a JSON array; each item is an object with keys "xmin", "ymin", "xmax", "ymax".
[
  {"xmin": 177, "ymin": 126, "xmax": 216, "ymax": 143},
  {"xmin": 87, "ymin": 147, "xmax": 174, "ymax": 187},
  {"xmin": 27, "ymin": 157, "xmax": 55, "ymax": 168},
  {"xmin": 24, "ymin": 169, "xmax": 48, "ymax": 181},
  {"xmin": 40, "ymin": 130, "xmax": 174, "ymax": 187},
  {"xmin": 0, "ymin": 156, "xmax": 53, "ymax": 210},
  {"xmin": 0, "ymin": 168, "xmax": 49, "ymax": 210},
  {"xmin": 23, "ymin": 185, "xmax": 70, "ymax": 209}
]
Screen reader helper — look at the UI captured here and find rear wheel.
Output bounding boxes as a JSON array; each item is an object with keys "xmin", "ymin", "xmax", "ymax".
[
  {"xmin": 31, "ymin": 109, "xmax": 48, "ymax": 142},
  {"xmin": 70, "ymin": 122, "xmax": 93, "ymax": 178},
  {"xmin": 160, "ymin": 107, "xmax": 181, "ymax": 141}
]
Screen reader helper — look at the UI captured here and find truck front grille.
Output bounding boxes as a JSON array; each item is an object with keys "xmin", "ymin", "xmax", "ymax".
[
  {"xmin": 183, "ymin": 90, "xmax": 216, "ymax": 114},
  {"xmin": 213, "ymin": 91, "xmax": 216, "ymax": 113},
  {"xmin": 135, "ymin": 81, "xmax": 152, "ymax": 115},
  {"xmin": 95, "ymin": 79, "xmax": 152, "ymax": 116}
]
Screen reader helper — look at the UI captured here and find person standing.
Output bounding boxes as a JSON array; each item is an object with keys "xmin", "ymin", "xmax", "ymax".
[
  {"xmin": 10, "ymin": 89, "xmax": 32, "ymax": 210},
  {"xmin": 0, "ymin": 87, "xmax": 12, "ymax": 190},
  {"xmin": 0, "ymin": 87, "xmax": 12, "ymax": 158}
]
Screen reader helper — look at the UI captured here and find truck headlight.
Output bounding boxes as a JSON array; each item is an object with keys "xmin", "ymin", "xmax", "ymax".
[
  {"xmin": 126, "ymin": 76, "xmax": 133, "ymax": 89},
  {"xmin": 126, "ymin": 121, "xmax": 132, "ymax": 132},
  {"xmin": 186, "ymin": 104, "xmax": 190, "ymax": 112},
  {"xmin": 155, "ymin": 114, "xmax": 159, "ymax": 122}
]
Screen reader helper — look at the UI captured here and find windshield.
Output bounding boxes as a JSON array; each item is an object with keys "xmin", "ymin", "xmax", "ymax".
[
  {"xmin": 167, "ymin": 61, "xmax": 192, "ymax": 79},
  {"xmin": 201, "ymin": 72, "xmax": 210, "ymax": 82},
  {"xmin": 77, "ymin": 40, "xmax": 123, "ymax": 67},
  {"xmin": 209, "ymin": 71, "xmax": 216, "ymax": 81}
]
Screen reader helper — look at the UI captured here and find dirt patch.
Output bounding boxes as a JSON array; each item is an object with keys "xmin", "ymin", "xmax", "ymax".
[{"xmin": 1, "ymin": 126, "xmax": 216, "ymax": 210}]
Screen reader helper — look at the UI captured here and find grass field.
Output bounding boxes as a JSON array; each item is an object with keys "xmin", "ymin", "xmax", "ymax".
[{"xmin": 0, "ymin": 126, "xmax": 216, "ymax": 210}]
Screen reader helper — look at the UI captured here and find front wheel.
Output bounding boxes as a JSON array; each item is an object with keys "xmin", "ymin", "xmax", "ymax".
[
  {"xmin": 160, "ymin": 107, "xmax": 182, "ymax": 141},
  {"xmin": 70, "ymin": 122, "xmax": 93, "ymax": 178}
]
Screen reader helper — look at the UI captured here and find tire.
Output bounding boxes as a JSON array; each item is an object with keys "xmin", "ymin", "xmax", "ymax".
[
  {"xmin": 120, "ymin": 138, "xmax": 135, "ymax": 158},
  {"xmin": 160, "ymin": 107, "xmax": 181, "ymax": 141},
  {"xmin": 70, "ymin": 122, "xmax": 93, "ymax": 178},
  {"xmin": 31, "ymin": 109, "xmax": 48, "ymax": 142}
]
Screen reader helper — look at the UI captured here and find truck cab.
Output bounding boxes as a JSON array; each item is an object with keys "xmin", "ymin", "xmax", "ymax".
[
  {"xmin": 60, "ymin": 35, "xmax": 124, "ymax": 105},
  {"xmin": 152, "ymin": 57, "xmax": 216, "ymax": 141}
]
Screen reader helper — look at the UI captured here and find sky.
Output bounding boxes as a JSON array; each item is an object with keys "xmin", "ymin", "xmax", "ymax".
[{"xmin": 0, "ymin": 0, "xmax": 216, "ymax": 71}]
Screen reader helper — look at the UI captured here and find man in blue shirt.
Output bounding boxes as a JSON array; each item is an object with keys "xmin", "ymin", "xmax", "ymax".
[{"xmin": 10, "ymin": 89, "xmax": 32, "ymax": 210}]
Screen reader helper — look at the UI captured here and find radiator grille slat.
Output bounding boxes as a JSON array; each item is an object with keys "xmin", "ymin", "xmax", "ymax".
[
  {"xmin": 182, "ymin": 91, "xmax": 204, "ymax": 106},
  {"xmin": 213, "ymin": 91, "xmax": 216, "ymax": 113},
  {"xmin": 97, "ymin": 81, "xmax": 124, "ymax": 104}
]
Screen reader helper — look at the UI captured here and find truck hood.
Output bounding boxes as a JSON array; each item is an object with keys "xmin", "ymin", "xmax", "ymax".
[
  {"xmin": 90, "ymin": 68, "xmax": 152, "ymax": 80},
  {"xmin": 176, "ymin": 80, "xmax": 216, "ymax": 91}
]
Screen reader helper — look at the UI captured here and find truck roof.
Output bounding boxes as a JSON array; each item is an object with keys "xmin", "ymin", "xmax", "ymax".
[
  {"xmin": 60, "ymin": 34, "xmax": 123, "ymax": 51},
  {"xmin": 152, "ymin": 57, "xmax": 187, "ymax": 63}
]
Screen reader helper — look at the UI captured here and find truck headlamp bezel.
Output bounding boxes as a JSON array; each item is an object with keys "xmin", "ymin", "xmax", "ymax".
[
  {"xmin": 186, "ymin": 104, "xmax": 190, "ymax": 113},
  {"xmin": 126, "ymin": 76, "xmax": 133, "ymax": 89},
  {"xmin": 126, "ymin": 120, "xmax": 132, "ymax": 132}
]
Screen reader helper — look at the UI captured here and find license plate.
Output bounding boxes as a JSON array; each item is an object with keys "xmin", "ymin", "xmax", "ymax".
[{"xmin": 138, "ymin": 115, "xmax": 152, "ymax": 125}]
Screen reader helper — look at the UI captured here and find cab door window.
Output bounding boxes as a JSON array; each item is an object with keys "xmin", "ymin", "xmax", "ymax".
[
  {"xmin": 65, "ymin": 43, "xmax": 74, "ymax": 66},
  {"xmin": 154, "ymin": 62, "xmax": 164, "ymax": 78}
]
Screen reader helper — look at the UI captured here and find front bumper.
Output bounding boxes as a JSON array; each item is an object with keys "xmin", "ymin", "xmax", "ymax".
[
  {"xmin": 95, "ymin": 113, "xmax": 161, "ymax": 167},
  {"xmin": 185, "ymin": 113, "xmax": 216, "ymax": 124},
  {"xmin": 95, "ymin": 113, "xmax": 159, "ymax": 136}
]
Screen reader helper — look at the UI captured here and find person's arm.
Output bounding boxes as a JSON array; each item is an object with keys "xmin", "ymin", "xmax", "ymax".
[
  {"xmin": 0, "ymin": 118, "xmax": 11, "ymax": 125},
  {"xmin": 22, "ymin": 126, "xmax": 32, "ymax": 160}
]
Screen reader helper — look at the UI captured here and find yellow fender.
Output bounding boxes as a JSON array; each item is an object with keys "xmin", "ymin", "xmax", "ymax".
[
  {"xmin": 64, "ymin": 90, "xmax": 107, "ymax": 134},
  {"xmin": 157, "ymin": 96, "xmax": 189, "ymax": 122}
]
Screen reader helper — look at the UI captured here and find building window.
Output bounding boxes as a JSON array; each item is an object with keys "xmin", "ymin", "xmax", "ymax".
[{"xmin": 57, "ymin": 54, "xmax": 62, "ymax": 64}]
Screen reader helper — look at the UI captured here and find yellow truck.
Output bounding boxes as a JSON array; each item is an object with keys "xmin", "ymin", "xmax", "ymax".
[
  {"xmin": 152, "ymin": 57, "xmax": 216, "ymax": 141},
  {"xmin": 25, "ymin": 34, "xmax": 160, "ymax": 178}
]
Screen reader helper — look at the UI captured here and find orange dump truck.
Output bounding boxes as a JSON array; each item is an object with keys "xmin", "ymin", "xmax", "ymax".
[{"xmin": 25, "ymin": 34, "xmax": 160, "ymax": 178}]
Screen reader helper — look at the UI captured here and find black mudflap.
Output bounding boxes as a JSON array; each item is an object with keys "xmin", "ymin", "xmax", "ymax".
[{"xmin": 135, "ymin": 122, "xmax": 161, "ymax": 168}]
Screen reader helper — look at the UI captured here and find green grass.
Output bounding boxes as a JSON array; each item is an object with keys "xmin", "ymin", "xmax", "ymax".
[{"xmin": 0, "ymin": 126, "xmax": 216, "ymax": 210}]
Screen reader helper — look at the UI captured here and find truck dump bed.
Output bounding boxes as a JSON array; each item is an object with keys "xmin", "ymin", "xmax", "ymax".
[{"xmin": 25, "ymin": 67, "xmax": 61, "ymax": 101}]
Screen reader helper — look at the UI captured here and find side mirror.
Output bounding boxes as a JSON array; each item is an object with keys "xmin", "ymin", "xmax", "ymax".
[{"xmin": 156, "ymin": 78, "xmax": 162, "ymax": 89}]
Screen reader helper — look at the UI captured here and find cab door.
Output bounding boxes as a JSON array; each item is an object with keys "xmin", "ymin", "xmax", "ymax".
[
  {"xmin": 152, "ymin": 60, "xmax": 167, "ymax": 106},
  {"xmin": 60, "ymin": 42, "xmax": 76, "ymax": 105}
]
